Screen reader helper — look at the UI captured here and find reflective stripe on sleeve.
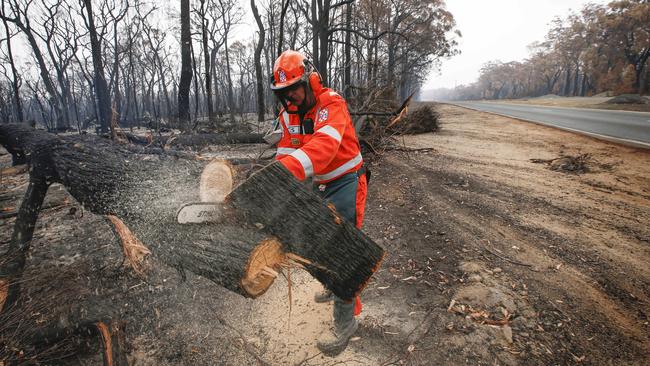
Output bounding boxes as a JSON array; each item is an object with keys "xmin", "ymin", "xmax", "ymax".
[
  {"xmin": 277, "ymin": 147, "xmax": 297, "ymax": 155},
  {"xmin": 316, "ymin": 125, "xmax": 342, "ymax": 142},
  {"xmin": 290, "ymin": 149, "xmax": 314, "ymax": 178},
  {"xmin": 314, "ymin": 152, "xmax": 363, "ymax": 182}
]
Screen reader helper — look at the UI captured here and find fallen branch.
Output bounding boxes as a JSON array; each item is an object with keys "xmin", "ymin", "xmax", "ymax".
[{"xmin": 480, "ymin": 240, "xmax": 532, "ymax": 267}]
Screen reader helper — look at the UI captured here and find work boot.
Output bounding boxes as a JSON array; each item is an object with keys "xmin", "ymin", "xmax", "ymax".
[
  {"xmin": 317, "ymin": 299, "xmax": 358, "ymax": 356},
  {"xmin": 314, "ymin": 289, "xmax": 335, "ymax": 303}
]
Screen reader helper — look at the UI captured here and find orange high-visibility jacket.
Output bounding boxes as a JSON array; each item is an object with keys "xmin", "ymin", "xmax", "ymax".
[{"xmin": 276, "ymin": 86, "xmax": 363, "ymax": 183}]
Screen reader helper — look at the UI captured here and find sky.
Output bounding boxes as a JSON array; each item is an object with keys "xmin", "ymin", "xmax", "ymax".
[{"xmin": 423, "ymin": 0, "xmax": 610, "ymax": 90}]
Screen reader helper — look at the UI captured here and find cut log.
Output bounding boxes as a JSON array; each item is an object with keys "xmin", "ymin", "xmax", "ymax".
[
  {"xmin": 0, "ymin": 124, "xmax": 281, "ymax": 301},
  {"xmin": 0, "ymin": 124, "xmax": 384, "ymax": 303},
  {"xmin": 166, "ymin": 133, "xmax": 265, "ymax": 148},
  {"xmin": 227, "ymin": 162, "xmax": 385, "ymax": 300},
  {"xmin": 200, "ymin": 159, "xmax": 234, "ymax": 202}
]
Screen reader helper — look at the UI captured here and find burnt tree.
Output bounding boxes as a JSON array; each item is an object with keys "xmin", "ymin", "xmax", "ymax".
[
  {"xmin": 82, "ymin": 0, "xmax": 112, "ymax": 134},
  {"xmin": 178, "ymin": 0, "xmax": 193, "ymax": 124},
  {"xmin": 251, "ymin": 0, "xmax": 266, "ymax": 123},
  {"xmin": 0, "ymin": 124, "xmax": 384, "ymax": 305}
]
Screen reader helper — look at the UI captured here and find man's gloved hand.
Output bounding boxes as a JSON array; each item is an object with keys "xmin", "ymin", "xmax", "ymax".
[{"xmin": 263, "ymin": 118, "xmax": 282, "ymax": 145}]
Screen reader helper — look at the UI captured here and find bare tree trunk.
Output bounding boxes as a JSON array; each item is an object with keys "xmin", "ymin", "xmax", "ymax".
[
  {"xmin": 191, "ymin": 42, "xmax": 201, "ymax": 119},
  {"xmin": 343, "ymin": 2, "xmax": 352, "ymax": 98},
  {"xmin": 1, "ymin": 17, "xmax": 23, "ymax": 123},
  {"xmin": 1, "ymin": 14, "xmax": 63, "ymax": 128},
  {"xmin": 311, "ymin": 0, "xmax": 319, "ymax": 68},
  {"xmin": 562, "ymin": 67, "xmax": 571, "ymax": 97},
  {"xmin": 112, "ymin": 28, "xmax": 123, "ymax": 124},
  {"xmin": 277, "ymin": 0, "xmax": 290, "ymax": 56},
  {"xmin": 224, "ymin": 36, "xmax": 235, "ymax": 121},
  {"xmin": 640, "ymin": 61, "xmax": 649, "ymax": 95},
  {"xmin": 127, "ymin": 30, "xmax": 140, "ymax": 123},
  {"xmin": 317, "ymin": 0, "xmax": 331, "ymax": 85},
  {"xmin": 178, "ymin": 0, "xmax": 193, "ymax": 126},
  {"xmin": 572, "ymin": 64, "xmax": 580, "ymax": 96},
  {"xmin": 83, "ymin": 0, "xmax": 112, "ymax": 135},
  {"xmin": 201, "ymin": 0, "xmax": 214, "ymax": 120},
  {"xmin": 211, "ymin": 48, "xmax": 220, "ymax": 114},
  {"xmin": 251, "ymin": 0, "xmax": 265, "ymax": 122}
]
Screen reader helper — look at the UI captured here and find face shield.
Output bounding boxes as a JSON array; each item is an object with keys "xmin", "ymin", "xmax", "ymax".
[{"xmin": 273, "ymin": 79, "xmax": 316, "ymax": 115}]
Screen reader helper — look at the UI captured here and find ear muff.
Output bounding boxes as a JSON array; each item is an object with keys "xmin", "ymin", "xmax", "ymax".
[
  {"xmin": 303, "ymin": 59, "xmax": 322, "ymax": 81},
  {"xmin": 308, "ymin": 72, "xmax": 322, "ymax": 91}
]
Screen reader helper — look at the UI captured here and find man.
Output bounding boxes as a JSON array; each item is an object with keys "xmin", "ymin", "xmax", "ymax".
[{"xmin": 268, "ymin": 50, "xmax": 367, "ymax": 356}]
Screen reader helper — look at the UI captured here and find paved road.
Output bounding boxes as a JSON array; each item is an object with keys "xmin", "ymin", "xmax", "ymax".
[{"xmin": 451, "ymin": 101, "xmax": 650, "ymax": 148}]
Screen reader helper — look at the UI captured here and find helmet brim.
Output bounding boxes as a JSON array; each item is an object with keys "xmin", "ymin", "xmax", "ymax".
[{"xmin": 270, "ymin": 75, "xmax": 304, "ymax": 90}]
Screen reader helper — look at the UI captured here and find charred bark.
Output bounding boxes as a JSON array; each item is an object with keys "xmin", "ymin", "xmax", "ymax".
[
  {"xmin": 178, "ymin": 0, "xmax": 193, "ymax": 125},
  {"xmin": 121, "ymin": 132, "xmax": 265, "ymax": 149},
  {"xmin": 0, "ymin": 176, "xmax": 48, "ymax": 312},
  {"xmin": 82, "ymin": 0, "xmax": 112, "ymax": 135},
  {"xmin": 0, "ymin": 124, "xmax": 383, "ymax": 302},
  {"xmin": 0, "ymin": 124, "xmax": 271, "ymax": 300},
  {"xmin": 163, "ymin": 133, "xmax": 265, "ymax": 149},
  {"xmin": 26, "ymin": 320, "xmax": 129, "ymax": 366},
  {"xmin": 227, "ymin": 163, "xmax": 385, "ymax": 300}
]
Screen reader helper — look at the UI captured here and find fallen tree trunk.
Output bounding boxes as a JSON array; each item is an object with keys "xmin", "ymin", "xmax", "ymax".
[
  {"xmin": 0, "ymin": 124, "xmax": 383, "ymax": 303},
  {"xmin": 163, "ymin": 132, "xmax": 265, "ymax": 148},
  {"xmin": 120, "ymin": 132, "xmax": 266, "ymax": 150},
  {"xmin": 0, "ymin": 124, "xmax": 275, "ymax": 302}
]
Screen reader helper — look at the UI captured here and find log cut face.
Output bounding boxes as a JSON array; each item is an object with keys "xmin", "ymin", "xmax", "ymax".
[
  {"xmin": 0, "ymin": 124, "xmax": 279, "ymax": 298},
  {"xmin": 227, "ymin": 162, "xmax": 385, "ymax": 300}
]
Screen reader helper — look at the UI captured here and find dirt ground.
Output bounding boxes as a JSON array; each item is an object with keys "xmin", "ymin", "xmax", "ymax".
[{"xmin": 1, "ymin": 103, "xmax": 649, "ymax": 365}]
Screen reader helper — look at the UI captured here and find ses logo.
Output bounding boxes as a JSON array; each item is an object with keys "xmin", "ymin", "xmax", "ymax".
[
  {"xmin": 318, "ymin": 108, "xmax": 329, "ymax": 122},
  {"xmin": 278, "ymin": 70, "xmax": 287, "ymax": 83}
]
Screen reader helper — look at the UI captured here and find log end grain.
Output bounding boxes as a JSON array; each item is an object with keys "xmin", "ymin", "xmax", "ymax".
[
  {"xmin": 199, "ymin": 160, "xmax": 233, "ymax": 202},
  {"xmin": 240, "ymin": 238, "xmax": 285, "ymax": 298}
]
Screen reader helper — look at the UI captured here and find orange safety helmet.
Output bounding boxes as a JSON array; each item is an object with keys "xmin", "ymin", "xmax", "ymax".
[
  {"xmin": 271, "ymin": 50, "xmax": 322, "ymax": 113},
  {"xmin": 271, "ymin": 50, "xmax": 307, "ymax": 90}
]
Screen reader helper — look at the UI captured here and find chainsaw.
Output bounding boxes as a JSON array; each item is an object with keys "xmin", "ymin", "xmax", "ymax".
[{"xmin": 176, "ymin": 202, "xmax": 230, "ymax": 224}]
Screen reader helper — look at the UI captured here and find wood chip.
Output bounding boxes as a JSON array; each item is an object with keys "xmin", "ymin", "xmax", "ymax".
[
  {"xmin": 407, "ymin": 344, "xmax": 415, "ymax": 352},
  {"xmin": 261, "ymin": 266, "xmax": 279, "ymax": 278},
  {"xmin": 447, "ymin": 299, "xmax": 456, "ymax": 312}
]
